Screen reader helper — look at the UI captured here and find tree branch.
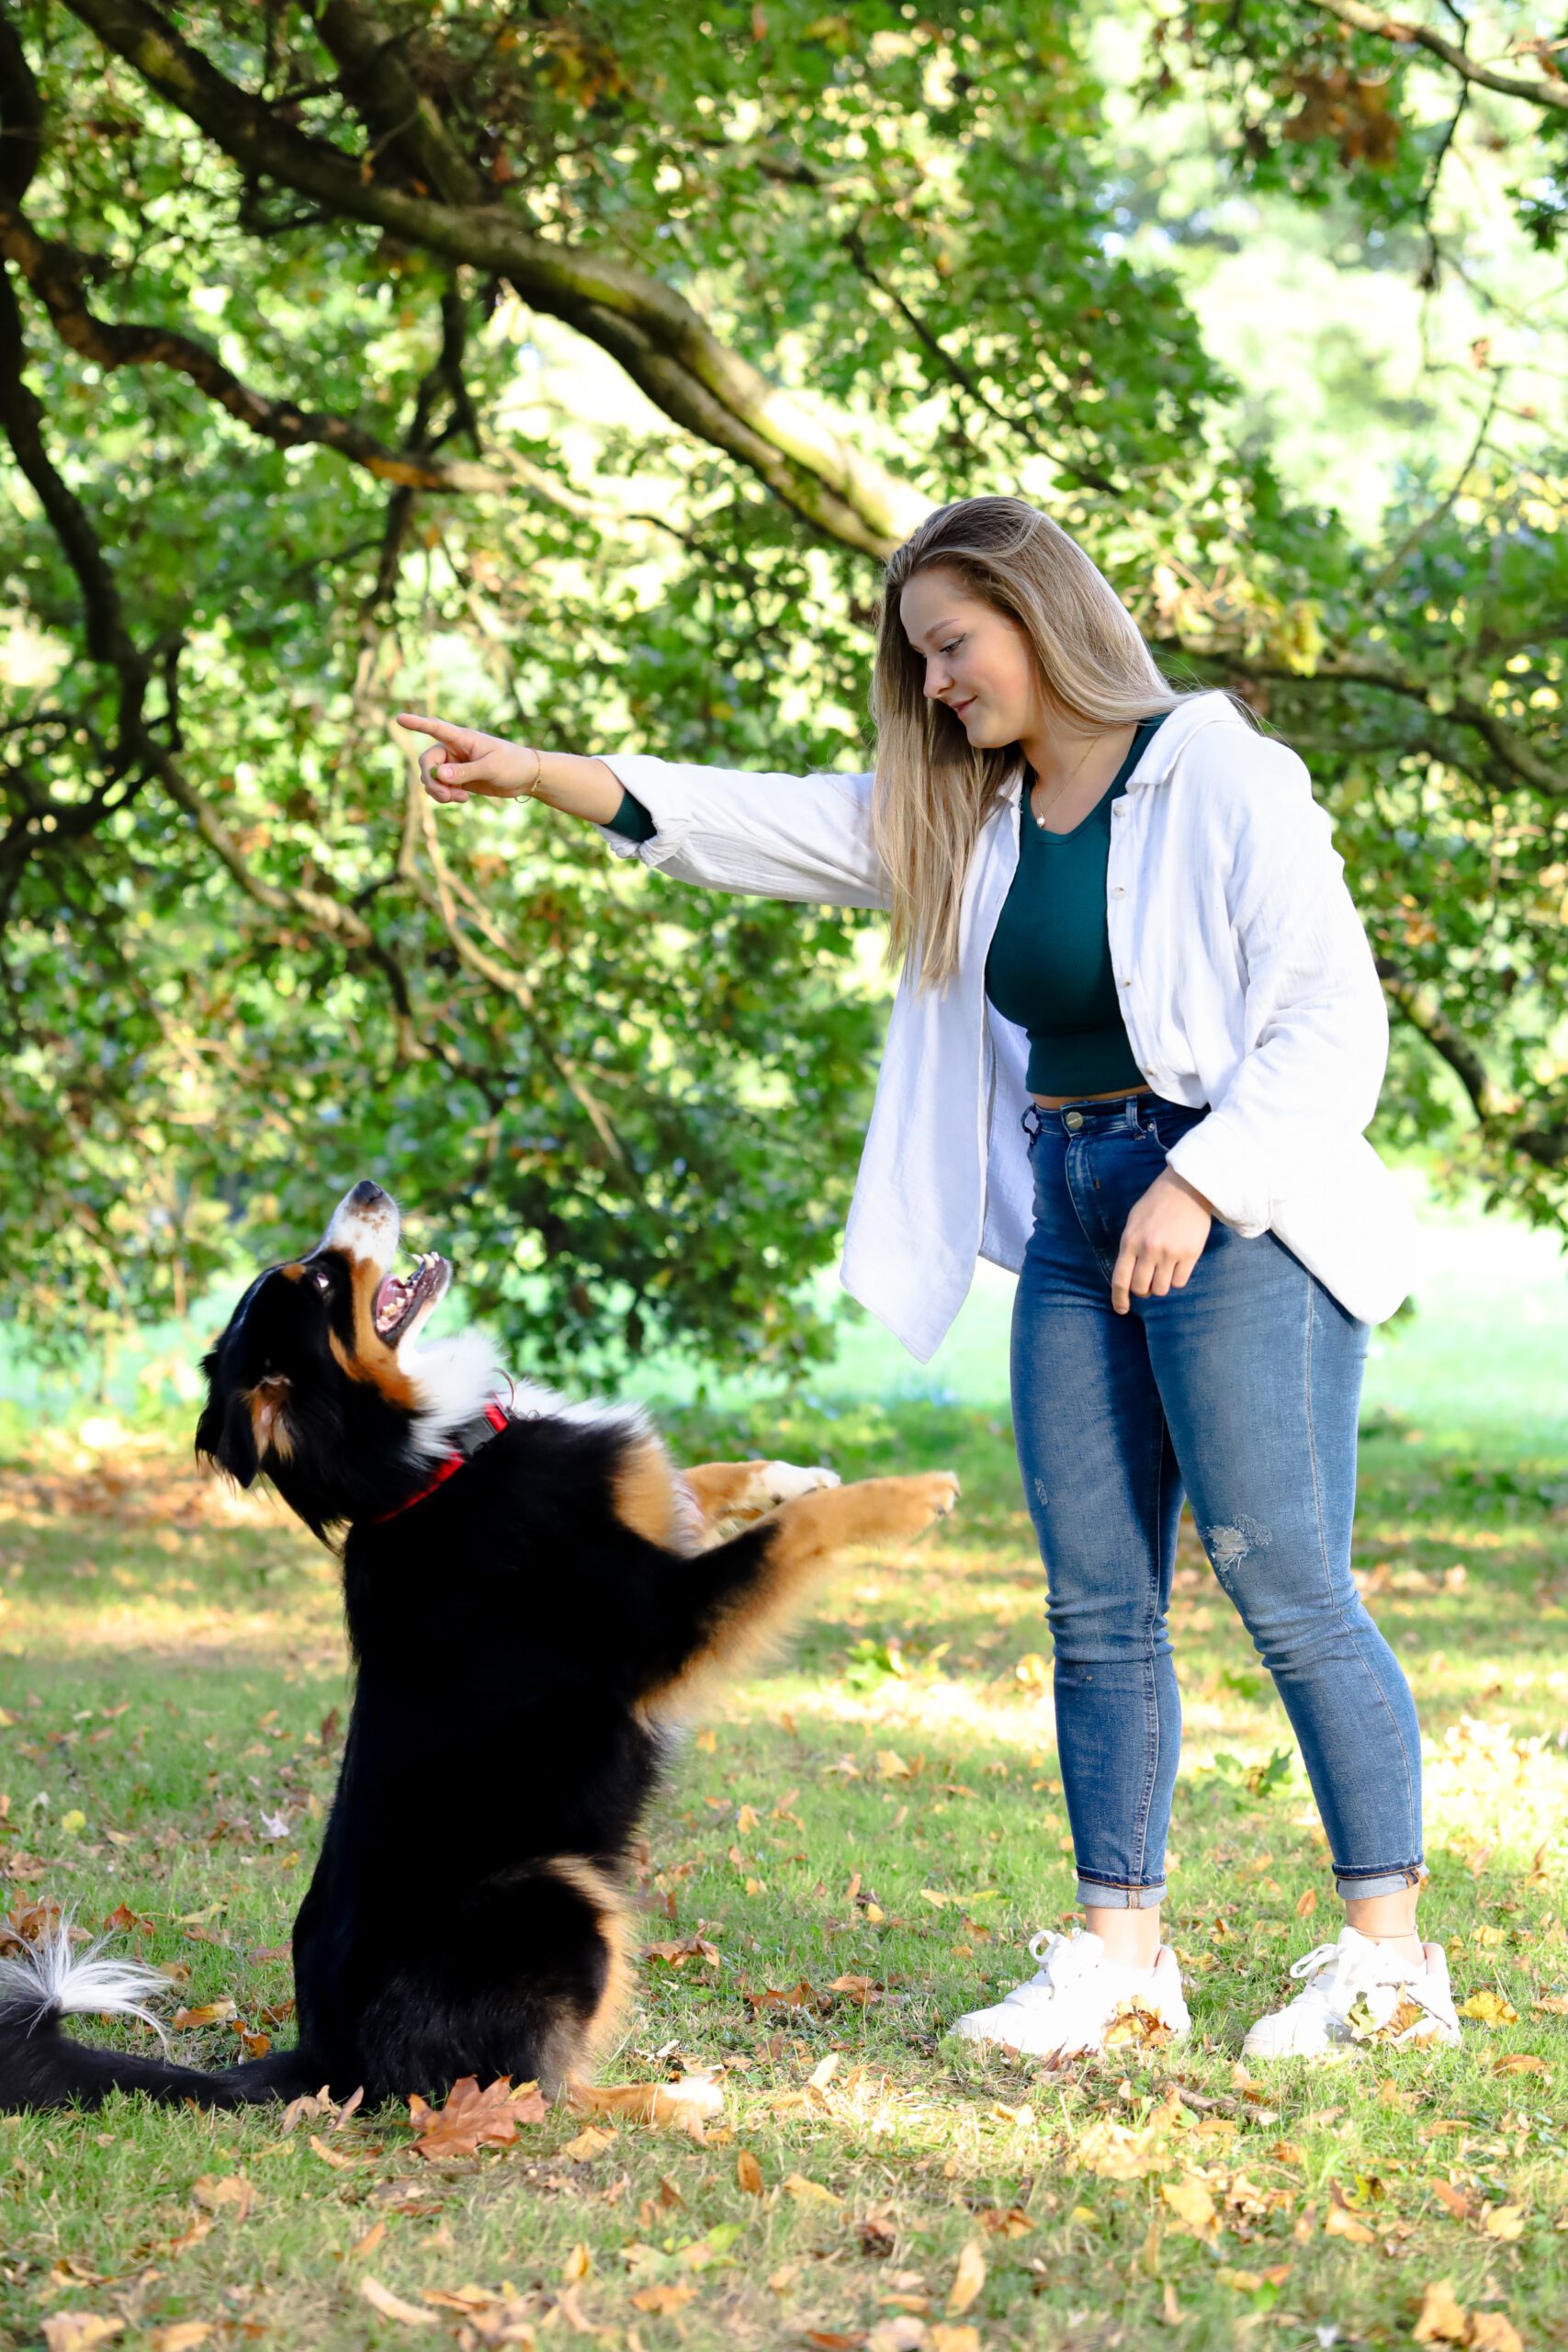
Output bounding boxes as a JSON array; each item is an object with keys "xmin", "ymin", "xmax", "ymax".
[
  {"xmin": 61, "ymin": 0, "xmax": 929, "ymax": 557},
  {"xmin": 0, "ymin": 196, "xmax": 525, "ymax": 494},
  {"xmin": 1303, "ymin": 0, "xmax": 1568, "ymax": 113}
]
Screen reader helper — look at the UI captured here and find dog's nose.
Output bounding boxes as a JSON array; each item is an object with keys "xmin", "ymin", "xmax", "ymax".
[{"xmin": 349, "ymin": 1180, "xmax": 387, "ymax": 1207}]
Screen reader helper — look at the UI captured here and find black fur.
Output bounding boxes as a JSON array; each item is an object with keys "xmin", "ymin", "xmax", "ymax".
[{"xmin": 0, "ymin": 1185, "xmax": 809, "ymax": 2115}]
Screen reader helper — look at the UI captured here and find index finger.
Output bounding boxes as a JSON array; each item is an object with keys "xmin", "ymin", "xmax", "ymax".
[{"xmin": 395, "ymin": 711, "xmax": 466, "ymax": 748}]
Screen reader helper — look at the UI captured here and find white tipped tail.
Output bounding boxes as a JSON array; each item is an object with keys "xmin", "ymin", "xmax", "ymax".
[{"xmin": 0, "ymin": 1917, "xmax": 175, "ymax": 2046}]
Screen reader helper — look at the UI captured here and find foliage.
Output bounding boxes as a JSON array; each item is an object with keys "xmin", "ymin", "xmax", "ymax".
[{"xmin": 0, "ymin": 0, "xmax": 1562, "ymax": 1376}]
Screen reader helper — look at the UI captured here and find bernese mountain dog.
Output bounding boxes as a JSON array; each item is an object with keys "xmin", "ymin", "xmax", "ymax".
[{"xmin": 0, "ymin": 1180, "xmax": 958, "ymax": 2119}]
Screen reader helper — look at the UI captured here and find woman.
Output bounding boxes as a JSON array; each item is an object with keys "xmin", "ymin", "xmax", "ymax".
[{"xmin": 399, "ymin": 494, "xmax": 1459, "ymax": 2064}]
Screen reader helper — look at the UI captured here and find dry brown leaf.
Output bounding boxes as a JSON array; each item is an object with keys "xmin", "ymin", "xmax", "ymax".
[
  {"xmin": 1101, "ymin": 1999, "xmax": 1178, "ymax": 2049},
  {"xmin": 782, "ymin": 2172, "xmax": 843, "ymax": 2206},
  {"xmin": 946, "ymin": 2239, "xmax": 986, "ymax": 2316},
  {"xmin": 630, "ymin": 2282, "xmax": 696, "ymax": 2315},
  {"xmin": 1478, "ymin": 2203, "xmax": 1526, "ymax": 2242},
  {"xmin": 558, "ymin": 2123, "xmax": 617, "ymax": 2161},
  {"xmin": 930, "ymin": 2331, "xmax": 981, "ymax": 2352},
  {"xmin": 977, "ymin": 2206, "xmax": 1032, "ymax": 2236},
  {"xmin": 147, "ymin": 2327, "xmax": 212, "ymax": 2352},
  {"xmin": 308, "ymin": 2133, "xmax": 360, "ymax": 2170},
  {"xmin": 1530, "ymin": 1994, "xmax": 1568, "ymax": 2016},
  {"xmin": 190, "ymin": 2173, "xmax": 254, "ymax": 2220},
  {"xmin": 359, "ymin": 2276, "xmax": 437, "ymax": 2327},
  {"xmin": 562, "ymin": 2242, "xmax": 592, "ymax": 2282},
  {"xmin": 1427, "ymin": 2179, "xmax": 1473, "ymax": 2222},
  {"xmin": 172, "ymin": 2000, "xmax": 238, "ymax": 2029},
  {"xmin": 350, "ymin": 2219, "xmax": 388, "ymax": 2258},
  {"xmin": 1412, "ymin": 2278, "xmax": 1470, "ymax": 2345},
  {"xmin": 644, "ymin": 1934, "xmax": 721, "ymax": 1969},
  {"xmin": 1160, "ymin": 2172, "xmax": 1218, "ymax": 2240},
  {"xmin": 41, "ymin": 2323, "xmax": 123, "ymax": 2352},
  {"xmin": 407, "ymin": 2075, "xmax": 547, "ymax": 2158},
  {"xmin": 736, "ymin": 2148, "xmax": 764, "ymax": 2194},
  {"xmin": 1490, "ymin": 2052, "xmax": 1550, "ymax": 2074},
  {"xmin": 1468, "ymin": 2312, "xmax": 1525, "ymax": 2352},
  {"xmin": 1324, "ymin": 2205, "xmax": 1376, "ymax": 2245}
]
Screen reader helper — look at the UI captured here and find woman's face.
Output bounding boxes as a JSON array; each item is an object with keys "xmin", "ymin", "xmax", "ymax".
[{"xmin": 898, "ymin": 566, "xmax": 1044, "ymax": 750}]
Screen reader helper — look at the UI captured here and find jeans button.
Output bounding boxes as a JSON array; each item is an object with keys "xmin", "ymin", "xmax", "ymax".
[{"xmin": 1065, "ymin": 1110, "xmax": 1083, "ymax": 1130}]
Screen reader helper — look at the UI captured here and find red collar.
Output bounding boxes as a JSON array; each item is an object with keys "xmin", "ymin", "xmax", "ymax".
[{"xmin": 369, "ymin": 1401, "xmax": 509, "ymax": 1524}]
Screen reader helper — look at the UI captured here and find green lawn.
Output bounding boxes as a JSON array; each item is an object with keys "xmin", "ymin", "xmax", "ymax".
[{"xmin": 0, "ymin": 1170, "xmax": 1564, "ymax": 2350}]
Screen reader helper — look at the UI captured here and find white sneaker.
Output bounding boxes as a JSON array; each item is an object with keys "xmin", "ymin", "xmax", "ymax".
[
  {"xmin": 1241, "ymin": 1926, "xmax": 1462, "ymax": 2062},
  {"xmin": 951, "ymin": 1926, "xmax": 1190, "ymax": 2060}
]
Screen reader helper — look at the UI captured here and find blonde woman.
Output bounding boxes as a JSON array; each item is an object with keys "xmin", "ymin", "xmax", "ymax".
[{"xmin": 399, "ymin": 494, "xmax": 1460, "ymax": 2064}]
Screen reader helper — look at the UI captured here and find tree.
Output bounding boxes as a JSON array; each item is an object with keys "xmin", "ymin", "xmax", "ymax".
[{"xmin": 1, "ymin": 0, "xmax": 1562, "ymax": 1379}]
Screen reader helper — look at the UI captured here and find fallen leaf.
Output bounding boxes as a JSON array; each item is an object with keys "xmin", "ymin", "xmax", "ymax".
[
  {"xmin": 1478, "ymin": 2203, "xmax": 1526, "ymax": 2242},
  {"xmin": 148, "ymin": 2330, "xmax": 212, "ymax": 2352},
  {"xmin": 782, "ymin": 2172, "xmax": 843, "ymax": 2206},
  {"xmin": 931, "ymin": 2331, "xmax": 981, "ymax": 2352},
  {"xmin": 1324, "ymin": 2204, "xmax": 1376, "ymax": 2245},
  {"xmin": 1468, "ymin": 2313, "xmax": 1525, "ymax": 2352},
  {"xmin": 173, "ymin": 2000, "xmax": 238, "ymax": 2029},
  {"xmin": 359, "ymin": 2276, "xmax": 437, "ymax": 2327},
  {"xmin": 41, "ymin": 2323, "xmax": 123, "ymax": 2352},
  {"xmin": 559, "ymin": 2123, "xmax": 617, "ymax": 2161},
  {"xmin": 737, "ymin": 2148, "xmax": 764, "ymax": 2194},
  {"xmin": 350, "ymin": 2220, "xmax": 387, "ymax": 2258},
  {"xmin": 190, "ymin": 2173, "xmax": 254, "ymax": 2220},
  {"xmin": 1456, "ymin": 1990, "xmax": 1519, "ymax": 2026},
  {"xmin": 977, "ymin": 2207, "xmax": 1032, "ymax": 2236},
  {"xmin": 630, "ymin": 2282, "xmax": 696, "ymax": 2315},
  {"xmin": 1412, "ymin": 2278, "xmax": 1470, "ymax": 2345},
  {"xmin": 309, "ymin": 2133, "xmax": 360, "ymax": 2170},
  {"xmin": 406, "ymin": 2075, "xmax": 547, "ymax": 2158},
  {"xmin": 946, "ymin": 2239, "xmax": 986, "ymax": 2316},
  {"xmin": 1160, "ymin": 2173, "xmax": 1218, "ymax": 2240}
]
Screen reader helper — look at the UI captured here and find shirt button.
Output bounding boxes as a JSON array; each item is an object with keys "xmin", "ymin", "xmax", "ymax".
[
  {"xmin": 1119, "ymin": 975, "xmax": 1130, "ymax": 986},
  {"xmin": 1112, "ymin": 884, "xmax": 1125, "ymax": 896}
]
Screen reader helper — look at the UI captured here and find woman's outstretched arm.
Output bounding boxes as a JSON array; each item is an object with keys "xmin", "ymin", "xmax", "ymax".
[{"xmin": 395, "ymin": 714, "xmax": 889, "ymax": 912}]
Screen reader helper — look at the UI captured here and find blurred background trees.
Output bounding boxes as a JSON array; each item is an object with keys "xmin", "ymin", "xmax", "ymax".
[{"xmin": 1, "ymin": 0, "xmax": 1562, "ymax": 1382}]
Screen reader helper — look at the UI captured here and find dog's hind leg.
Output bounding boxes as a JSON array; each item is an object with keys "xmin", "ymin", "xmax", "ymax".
[{"xmin": 637, "ymin": 1471, "xmax": 959, "ymax": 1724}]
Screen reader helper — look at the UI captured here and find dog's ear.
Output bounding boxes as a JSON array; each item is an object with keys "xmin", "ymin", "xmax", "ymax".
[{"xmin": 195, "ymin": 1350, "xmax": 263, "ymax": 1488}]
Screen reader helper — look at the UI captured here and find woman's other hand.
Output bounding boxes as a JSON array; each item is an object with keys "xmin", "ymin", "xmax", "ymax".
[
  {"xmin": 1111, "ymin": 1170, "xmax": 1214, "ymax": 1314},
  {"xmin": 396, "ymin": 712, "xmax": 541, "ymax": 804}
]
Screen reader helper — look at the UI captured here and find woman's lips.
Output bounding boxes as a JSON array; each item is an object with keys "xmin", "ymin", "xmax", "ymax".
[{"xmin": 953, "ymin": 697, "xmax": 976, "ymax": 717}]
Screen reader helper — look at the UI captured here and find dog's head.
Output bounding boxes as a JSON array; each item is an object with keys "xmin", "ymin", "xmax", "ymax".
[{"xmin": 195, "ymin": 1180, "xmax": 502, "ymax": 1537}]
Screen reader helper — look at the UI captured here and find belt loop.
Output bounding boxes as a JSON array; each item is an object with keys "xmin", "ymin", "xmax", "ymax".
[
  {"xmin": 1123, "ymin": 1093, "xmax": 1140, "ymax": 1135},
  {"xmin": 1021, "ymin": 1104, "xmax": 1043, "ymax": 1140}
]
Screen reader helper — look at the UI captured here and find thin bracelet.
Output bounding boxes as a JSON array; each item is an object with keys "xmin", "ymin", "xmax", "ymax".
[{"xmin": 521, "ymin": 745, "xmax": 543, "ymax": 799}]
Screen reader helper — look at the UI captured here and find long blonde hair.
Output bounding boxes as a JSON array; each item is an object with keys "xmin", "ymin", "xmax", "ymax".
[{"xmin": 871, "ymin": 496, "xmax": 1247, "ymax": 987}]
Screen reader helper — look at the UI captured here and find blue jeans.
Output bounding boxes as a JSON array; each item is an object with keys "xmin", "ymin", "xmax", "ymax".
[{"xmin": 1010, "ymin": 1090, "xmax": 1426, "ymax": 1912}]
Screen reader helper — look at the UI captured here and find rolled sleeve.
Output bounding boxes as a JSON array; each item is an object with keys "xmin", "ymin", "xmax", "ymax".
[{"xmin": 1163, "ymin": 786, "xmax": 1389, "ymax": 1235}]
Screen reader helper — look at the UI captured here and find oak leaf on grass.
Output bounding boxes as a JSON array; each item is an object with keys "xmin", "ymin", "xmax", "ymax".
[{"xmin": 406, "ymin": 2074, "xmax": 547, "ymax": 2158}]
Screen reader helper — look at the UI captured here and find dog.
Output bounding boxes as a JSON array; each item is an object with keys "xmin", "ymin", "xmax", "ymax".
[{"xmin": 0, "ymin": 1180, "xmax": 958, "ymax": 2117}]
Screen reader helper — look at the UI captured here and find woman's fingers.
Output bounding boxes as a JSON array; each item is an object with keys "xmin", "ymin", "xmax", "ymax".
[{"xmin": 396, "ymin": 710, "xmax": 473, "ymax": 754}]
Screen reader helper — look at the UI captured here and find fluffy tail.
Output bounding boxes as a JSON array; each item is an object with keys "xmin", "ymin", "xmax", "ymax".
[{"xmin": 0, "ymin": 1918, "xmax": 317, "ymax": 2113}]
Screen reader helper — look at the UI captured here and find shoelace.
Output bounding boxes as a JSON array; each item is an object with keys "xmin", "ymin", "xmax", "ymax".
[{"xmin": 1288, "ymin": 1939, "xmax": 1438, "ymax": 2030}]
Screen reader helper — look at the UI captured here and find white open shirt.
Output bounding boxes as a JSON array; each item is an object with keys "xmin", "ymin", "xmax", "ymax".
[{"xmin": 593, "ymin": 688, "xmax": 1424, "ymax": 1360}]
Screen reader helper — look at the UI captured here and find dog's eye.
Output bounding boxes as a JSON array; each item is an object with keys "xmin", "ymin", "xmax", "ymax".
[{"xmin": 310, "ymin": 1265, "xmax": 332, "ymax": 1295}]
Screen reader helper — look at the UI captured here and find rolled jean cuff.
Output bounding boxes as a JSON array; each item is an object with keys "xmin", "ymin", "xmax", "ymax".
[
  {"xmin": 1333, "ymin": 1861, "xmax": 1427, "ymax": 1901},
  {"xmin": 1076, "ymin": 1874, "xmax": 1168, "ymax": 1911}
]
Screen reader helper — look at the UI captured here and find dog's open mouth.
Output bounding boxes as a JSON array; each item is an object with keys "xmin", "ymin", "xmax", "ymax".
[{"xmin": 373, "ymin": 1251, "xmax": 449, "ymax": 1344}]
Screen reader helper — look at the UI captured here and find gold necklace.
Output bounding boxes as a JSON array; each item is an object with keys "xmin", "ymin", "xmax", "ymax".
[{"xmin": 1028, "ymin": 728, "xmax": 1104, "ymax": 831}]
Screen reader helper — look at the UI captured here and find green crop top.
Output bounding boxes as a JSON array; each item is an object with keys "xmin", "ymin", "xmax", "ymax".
[{"xmin": 604, "ymin": 711, "xmax": 1167, "ymax": 1098}]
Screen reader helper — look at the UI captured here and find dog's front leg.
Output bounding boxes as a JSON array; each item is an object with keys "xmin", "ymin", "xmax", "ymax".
[{"xmin": 635, "ymin": 1471, "xmax": 958, "ymax": 1724}]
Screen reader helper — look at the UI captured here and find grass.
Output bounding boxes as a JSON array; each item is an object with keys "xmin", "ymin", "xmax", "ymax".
[{"xmin": 0, "ymin": 1174, "xmax": 1564, "ymax": 2350}]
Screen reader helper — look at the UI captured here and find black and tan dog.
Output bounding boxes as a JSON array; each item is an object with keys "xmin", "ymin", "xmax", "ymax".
[{"xmin": 0, "ymin": 1181, "xmax": 957, "ymax": 2118}]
